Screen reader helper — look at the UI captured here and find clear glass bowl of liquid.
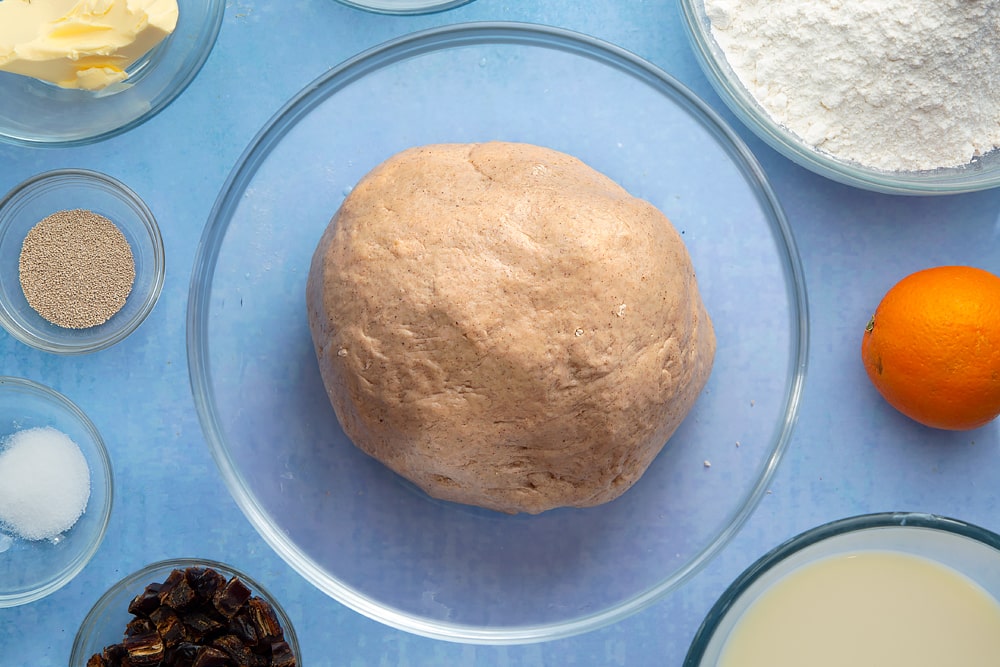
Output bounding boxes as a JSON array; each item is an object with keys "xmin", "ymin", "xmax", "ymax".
[{"xmin": 685, "ymin": 512, "xmax": 1000, "ymax": 666}]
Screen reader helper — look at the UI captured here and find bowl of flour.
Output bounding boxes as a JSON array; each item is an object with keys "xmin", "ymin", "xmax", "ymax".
[{"xmin": 679, "ymin": 0, "xmax": 1000, "ymax": 194}]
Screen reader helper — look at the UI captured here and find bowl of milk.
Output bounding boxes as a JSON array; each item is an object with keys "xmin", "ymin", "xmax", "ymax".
[{"xmin": 685, "ymin": 512, "xmax": 1000, "ymax": 667}]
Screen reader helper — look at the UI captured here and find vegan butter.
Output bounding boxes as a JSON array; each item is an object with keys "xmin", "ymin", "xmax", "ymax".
[{"xmin": 0, "ymin": 0, "xmax": 179, "ymax": 91}]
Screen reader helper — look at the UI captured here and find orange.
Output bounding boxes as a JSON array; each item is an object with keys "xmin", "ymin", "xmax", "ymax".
[{"xmin": 861, "ymin": 265, "xmax": 1000, "ymax": 431}]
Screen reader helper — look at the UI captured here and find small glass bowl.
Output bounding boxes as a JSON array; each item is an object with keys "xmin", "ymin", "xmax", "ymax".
[
  {"xmin": 0, "ymin": 0, "xmax": 224, "ymax": 147},
  {"xmin": 333, "ymin": 0, "xmax": 474, "ymax": 14},
  {"xmin": 70, "ymin": 558, "xmax": 301, "ymax": 667},
  {"xmin": 0, "ymin": 376, "xmax": 113, "ymax": 608},
  {"xmin": 678, "ymin": 0, "xmax": 1000, "ymax": 195},
  {"xmin": 684, "ymin": 512, "xmax": 1000, "ymax": 666},
  {"xmin": 0, "ymin": 169, "xmax": 165, "ymax": 355}
]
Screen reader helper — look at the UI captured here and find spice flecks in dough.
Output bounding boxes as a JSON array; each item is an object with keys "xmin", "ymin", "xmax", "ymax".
[{"xmin": 306, "ymin": 142, "xmax": 715, "ymax": 514}]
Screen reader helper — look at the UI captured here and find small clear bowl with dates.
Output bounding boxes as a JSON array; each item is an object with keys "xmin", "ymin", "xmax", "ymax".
[{"xmin": 70, "ymin": 558, "xmax": 300, "ymax": 667}]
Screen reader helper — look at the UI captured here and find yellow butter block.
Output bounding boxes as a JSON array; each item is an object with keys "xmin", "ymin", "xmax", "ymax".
[{"xmin": 0, "ymin": 0, "xmax": 179, "ymax": 91}]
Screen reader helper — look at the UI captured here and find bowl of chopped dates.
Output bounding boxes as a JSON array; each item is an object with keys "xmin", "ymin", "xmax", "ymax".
[{"xmin": 69, "ymin": 558, "xmax": 299, "ymax": 667}]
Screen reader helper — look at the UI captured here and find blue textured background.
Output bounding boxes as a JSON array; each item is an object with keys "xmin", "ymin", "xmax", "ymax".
[{"xmin": 1, "ymin": 1, "xmax": 999, "ymax": 665}]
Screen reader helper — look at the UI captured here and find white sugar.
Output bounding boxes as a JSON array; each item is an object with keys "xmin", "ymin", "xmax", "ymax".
[{"xmin": 0, "ymin": 426, "xmax": 91, "ymax": 541}]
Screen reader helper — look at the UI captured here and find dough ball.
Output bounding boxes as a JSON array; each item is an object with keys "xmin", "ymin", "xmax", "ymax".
[{"xmin": 306, "ymin": 142, "xmax": 715, "ymax": 514}]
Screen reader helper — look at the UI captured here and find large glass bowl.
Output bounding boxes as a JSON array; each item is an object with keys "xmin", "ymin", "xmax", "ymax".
[
  {"xmin": 0, "ymin": 0, "xmax": 224, "ymax": 147},
  {"xmin": 188, "ymin": 22, "xmax": 808, "ymax": 644},
  {"xmin": 678, "ymin": 0, "xmax": 1000, "ymax": 195},
  {"xmin": 685, "ymin": 513, "xmax": 1000, "ymax": 666}
]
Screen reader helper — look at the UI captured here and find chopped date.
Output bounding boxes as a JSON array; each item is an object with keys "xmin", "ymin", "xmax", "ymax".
[
  {"xmin": 150, "ymin": 606, "xmax": 185, "ymax": 646},
  {"xmin": 270, "ymin": 640, "xmax": 297, "ymax": 667},
  {"xmin": 213, "ymin": 576, "xmax": 253, "ymax": 618},
  {"xmin": 187, "ymin": 567, "xmax": 227, "ymax": 601},
  {"xmin": 180, "ymin": 611, "xmax": 224, "ymax": 642},
  {"xmin": 164, "ymin": 641, "xmax": 200, "ymax": 667},
  {"xmin": 213, "ymin": 634, "xmax": 267, "ymax": 667},
  {"xmin": 126, "ymin": 616, "xmax": 156, "ymax": 638},
  {"xmin": 191, "ymin": 646, "xmax": 231, "ymax": 667},
  {"xmin": 123, "ymin": 628, "xmax": 165, "ymax": 666},
  {"xmin": 159, "ymin": 569, "xmax": 198, "ymax": 611},
  {"xmin": 247, "ymin": 597, "xmax": 283, "ymax": 644},
  {"xmin": 129, "ymin": 583, "xmax": 164, "ymax": 616},
  {"xmin": 227, "ymin": 612, "xmax": 258, "ymax": 647},
  {"xmin": 85, "ymin": 566, "xmax": 296, "ymax": 667},
  {"xmin": 104, "ymin": 643, "xmax": 128, "ymax": 663}
]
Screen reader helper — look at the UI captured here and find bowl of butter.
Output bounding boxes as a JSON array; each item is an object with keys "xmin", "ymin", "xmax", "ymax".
[
  {"xmin": 0, "ymin": 0, "xmax": 224, "ymax": 147},
  {"xmin": 685, "ymin": 512, "xmax": 1000, "ymax": 666}
]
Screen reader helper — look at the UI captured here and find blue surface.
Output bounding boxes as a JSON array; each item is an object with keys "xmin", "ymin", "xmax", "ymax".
[{"xmin": 1, "ymin": 1, "xmax": 998, "ymax": 665}]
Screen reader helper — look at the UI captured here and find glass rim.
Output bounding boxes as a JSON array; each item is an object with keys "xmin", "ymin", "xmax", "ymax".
[
  {"xmin": 333, "ymin": 0, "xmax": 475, "ymax": 15},
  {"xmin": 0, "ymin": 375, "xmax": 114, "ymax": 607},
  {"xmin": 69, "ymin": 556, "xmax": 301, "ymax": 666},
  {"xmin": 0, "ymin": 0, "xmax": 224, "ymax": 148},
  {"xmin": 186, "ymin": 20, "xmax": 810, "ymax": 644},
  {"xmin": 677, "ymin": 0, "xmax": 1000, "ymax": 195},
  {"xmin": 683, "ymin": 511, "xmax": 1000, "ymax": 665},
  {"xmin": 0, "ymin": 168, "xmax": 165, "ymax": 354}
]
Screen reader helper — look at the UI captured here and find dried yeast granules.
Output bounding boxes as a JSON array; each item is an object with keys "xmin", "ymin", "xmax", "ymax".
[{"xmin": 18, "ymin": 208, "xmax": 136, "ymax": 329}]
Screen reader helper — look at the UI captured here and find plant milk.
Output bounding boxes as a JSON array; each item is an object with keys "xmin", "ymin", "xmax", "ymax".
[{"xmin": 719, "ymin": 550, "xmax": 1000, "ymax": 667}]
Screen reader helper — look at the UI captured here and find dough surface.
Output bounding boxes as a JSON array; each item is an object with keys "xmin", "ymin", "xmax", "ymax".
[{"xmin": 306, "ymin": 142, "xmax": 715, "ymax": 514}]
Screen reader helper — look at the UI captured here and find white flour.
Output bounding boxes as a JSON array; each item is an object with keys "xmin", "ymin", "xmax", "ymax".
[{"xmin": 704, "ymin": 0, "xmax": 1000, "ymax": 172}]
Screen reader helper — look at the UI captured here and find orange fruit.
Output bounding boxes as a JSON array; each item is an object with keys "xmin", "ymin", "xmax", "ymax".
[{"xmin": 861, "ymin": 265, "xmax": 1000, "ymax": 431}]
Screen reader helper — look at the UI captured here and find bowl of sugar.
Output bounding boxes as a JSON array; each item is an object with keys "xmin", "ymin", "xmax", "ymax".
[
  {"xmin": 0, "ymin": 376, "xmax": 113, "ymax": 607},
  {"xmin": 0, "ymin": 168, "xmax": 165, "ymax": 354},
  {"xmin": 679, "ymin": 0, "xmax": 1000, "ymax": 194},
  {"xmin": 685, "ymin": 512, "xmax": 1000, "ymax": 666}
]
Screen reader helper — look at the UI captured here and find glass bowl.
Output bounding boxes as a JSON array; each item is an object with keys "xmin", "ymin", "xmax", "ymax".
[
  {"xmin": 0, "ymin": 169, "xmax": 165, "ymax": 355},
  {"xmin": 685, "ymin": 512, "xmax": 1000, "ymax": 666},
  {"xmin": 334, "ymin": 0, "xmax": 474, "ymax": 14},
  {"xmin": 69, "ymin": 557, "xmax": 301, "ymax": 667},
  {"xmin": 188, "ymin": 21, "xmax": 809, "ymax": 644},
  {"xmin": 0, "ymin": 376, "xmax": 113, "ymax": 608},
  {"xmin": 0, "ymin": 0, "xmax": 224, "ymax": 147},
  {"xmin": 678, "ymin": 0, "xmax": 1000, "ymax": 195}
]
